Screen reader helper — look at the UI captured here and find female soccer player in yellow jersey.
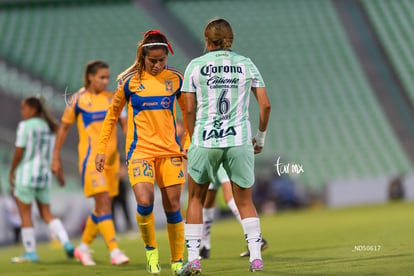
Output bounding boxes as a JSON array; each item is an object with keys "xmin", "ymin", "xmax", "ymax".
[
  {"xmin": 96, "ymin": 30, "xmax": 188, "ymax": 275},
  {"xmin": 51, "ymin": 60, "xmax": 129, "ymax": 266}
]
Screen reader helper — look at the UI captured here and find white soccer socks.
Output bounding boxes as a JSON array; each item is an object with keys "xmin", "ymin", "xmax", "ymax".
[
  {"xmin": 201, "ymin": 208, "xmax": 215, "ymax": 249},
  {"xmin": 241, "ymin": 217, "xmax": 262, "ymax": 262},
  {"xmin": 48, "ymin": 218, "xmax": 70, "ymax": 245},
  {"xmin": 21, "ymin": 227, "xmax": 36, "ymax": 253},
  {"xmin": 227, "ymin": 198, "xmax": 242, "ymax": 223},
  {"xmin": 184, "ymin": 223, "xmax": 203, "ymax": 262}
]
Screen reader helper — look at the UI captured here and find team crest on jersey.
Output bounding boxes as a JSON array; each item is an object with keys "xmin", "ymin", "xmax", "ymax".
[
  {"xmin": 161, "ymin": 97, "xmax": 171, "ymax": 109},
  {"xmin": 165, "ymin": 80, "xmax": 173, "ymax": 92}
]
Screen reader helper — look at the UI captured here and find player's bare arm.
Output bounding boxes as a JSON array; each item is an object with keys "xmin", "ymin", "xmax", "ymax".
[{"xmin": 252, "ymin": 87, "xmax": 271, "ymax": 154}]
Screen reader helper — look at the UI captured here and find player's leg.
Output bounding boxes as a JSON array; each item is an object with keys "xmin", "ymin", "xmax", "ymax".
[
  {"xmin": 178, "ymin": 146, "xmax": 221, "ymax": 275},
  {"xmin": 133, "ymin": 182, "xmax": 159, "ymax": 273},
  {"xmin": 11, "ymin": 186, "xmax": 38, "ymax": 263},
  {"xmin": 105, "ymin": 164, "xmax": 129, "ymax": 265},
  {"xmin": 160, "ymin": 184, "xmax": 184, "ymax": 274},
  {"xmin": 76, "ymin": 166, "xmax": 128, "ymax": 266},
  {"xmin": 94, "ymin": 191, "xmax": 128, "ymax": 265},
  {"xmin": 157, "ymin": 156, "xmax": 186, "ymax": 274},
  {"xmin": 74, "ymin": 167, "xmax": 100, "ymax": 265},
  {"xmin": 35, "ymin": 189, "xmax": 74, "ymax": 258},
  {"xmin": 77, "ymin": 210, "xmax": 99, "ymax": 254},
  {"xmin": 129, "ymin": 158, "xmax": 159, "ymax": 274},
  {"xmin": 77, "ymin": 164, "xmax": 121, "ymax": 255},
  {"xmin": 222, "ymin": 181, "xmax": 242, "ymax": 223},
  {"xmin": 224, "ymin": 144, "xmax": 264, "ymax": 272},
  {"xmin": 221, "ymin": 180, "xmax": 269, "ymax": 258},
  {"xmin": 199, "ymin": 186, "xmax": 217, "ymax": 259}
]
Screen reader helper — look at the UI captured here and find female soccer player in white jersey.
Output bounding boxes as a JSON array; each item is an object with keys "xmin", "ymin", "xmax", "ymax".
[
  {"xmin": 9, "ymin": 96, "xmax": 74, "ymax": 263},
  {"xmin": 178, "ymin": 18, "xmax": 271, "ymax": 275}
]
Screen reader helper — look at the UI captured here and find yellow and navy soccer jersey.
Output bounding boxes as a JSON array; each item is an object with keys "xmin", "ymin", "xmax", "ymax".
[
  {"xmin": 98, "ymin": 67, "xmax": 188, "ymax": 160},
  {"xmin": 61, "ymin": 90, "xmax": 119, "ymax": 171}
]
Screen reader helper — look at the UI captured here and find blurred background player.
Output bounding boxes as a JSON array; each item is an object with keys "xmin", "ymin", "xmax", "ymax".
[
  {"xmin": 9, "ymin": 96, "xmax": 74, "ymax": 263},
  {"xmin": 178, "ymin": 18, "xmax": 271, "ymax": 274},
  {"xmin": 51, "ymin": 60, "xmax": 129, "ymax": 266},
  {"xmin": 199, "ymin": 164, "xmax": 268, "ymax": 259},
  {"xmin": 96, "ymin": 30, "xmax": 188, "ymax": 275}
]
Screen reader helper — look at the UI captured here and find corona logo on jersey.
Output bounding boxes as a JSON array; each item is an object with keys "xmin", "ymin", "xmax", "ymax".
[{"xmin": 200, "ymin": 64, "xmax": 243, "ymax": 77}]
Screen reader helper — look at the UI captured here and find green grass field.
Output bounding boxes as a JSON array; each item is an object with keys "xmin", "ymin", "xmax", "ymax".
[{"xmin": 1, "ymin": 201, "xmax": 413, "ymax": 275}]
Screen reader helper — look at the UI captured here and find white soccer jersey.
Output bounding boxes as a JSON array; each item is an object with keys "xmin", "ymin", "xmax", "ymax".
[
  {"xmin": 182, "ymin": 50, "xmax": 265, "ymax": 148},
  {"xmin": 15, "ymin": 117, "xmax": 54, "ymax": 188}
]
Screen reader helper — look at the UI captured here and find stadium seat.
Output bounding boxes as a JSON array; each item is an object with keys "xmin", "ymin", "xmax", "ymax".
[
  {"xmin": 362, "ymin": 0, "xmax": 414, "ymax": 104},
  {"xmin": 0, "ymin": 2, "xmax": 189, "ymax": 93}
]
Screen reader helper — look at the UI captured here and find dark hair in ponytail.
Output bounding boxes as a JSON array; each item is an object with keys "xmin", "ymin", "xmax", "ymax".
[
  {"xmin": 84, "ymin": 60, "xmax": 109, "ymax": 88},
  {"xmin": 24, "ymin": 96, "xmax": 59, "ymax": 133}
]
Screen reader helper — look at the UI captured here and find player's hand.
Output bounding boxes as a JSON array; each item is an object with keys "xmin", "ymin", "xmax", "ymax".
[
  {"xmin": 252, "ymin": 137, "xmax": 263, "ymax": 154},
  {"xmin": 95, "ymin": 154, "xmax": 106, "ymax": 172},
  {"xmin": 51, "ymin": 157, "xmax": 65, "ymax": 187},
  {"xmin": 9, "ymin": 171, "xmax": 15, "ymax": 189},
  {"xmin": 182, "ymin": 149, "xmax": 188, "ymax": 160}
]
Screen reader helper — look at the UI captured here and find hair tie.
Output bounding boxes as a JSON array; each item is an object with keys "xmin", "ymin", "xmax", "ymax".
[{"xmin": 143, "ymin": 30, "xmax": 174, "ymax": 55}]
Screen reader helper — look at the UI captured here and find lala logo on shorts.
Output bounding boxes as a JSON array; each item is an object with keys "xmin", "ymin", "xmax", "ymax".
[
  {"xmin": 165, "ymin": 80, "xmax": 173, "ymax": 92},
  {"xmin": 170, "ymin": 157, "xmax": 182, "ymax": 166}
]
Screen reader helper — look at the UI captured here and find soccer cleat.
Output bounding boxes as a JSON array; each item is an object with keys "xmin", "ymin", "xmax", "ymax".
[
  {"xmin": 111, "ymin": 251, "xmax": 130, "ymax": 265},
  {"xmin": 240, "ymin": 238, "xmax": 268, "ymax": 257},
  {"xmin": 11, "ymin": 252, "xmax": 39, "ymax": 263},
  {"xmin": 171, "ymin": 260, "xmax": 183, "ymax": 275},
  {"xmin": 74, "ymin": 247, "xmax": 96, "ymax": 266},
  {"xmin": 146, "ymin": 248, "xmax": 161, "ymax": 274},
  {"xmin": 63, "ymin": 241, "xmax": 75, "ymax": 258},
  {"xmin": 199, "ymin": 246, "xmax": 210, "ymax": 259},
  {"xmin": 176, "ymin": 259, "xmax": 202, "ymax": 275},
  {"xmin": 249, "ymin": 259, "xmax": 264, "ymax": 272}
]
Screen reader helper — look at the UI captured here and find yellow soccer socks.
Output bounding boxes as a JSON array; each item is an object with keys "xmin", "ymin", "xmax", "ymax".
[
  {"xmin": 166, "ymin": 210, "xmax": 184, "ymax": 263},
  {"xmin": 136, "ymin": 205, "xmax": 158, "ymax": 250},
  {"xmin": 81, "ymin": 212, "xmax": 99, "ymax": 246}
]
